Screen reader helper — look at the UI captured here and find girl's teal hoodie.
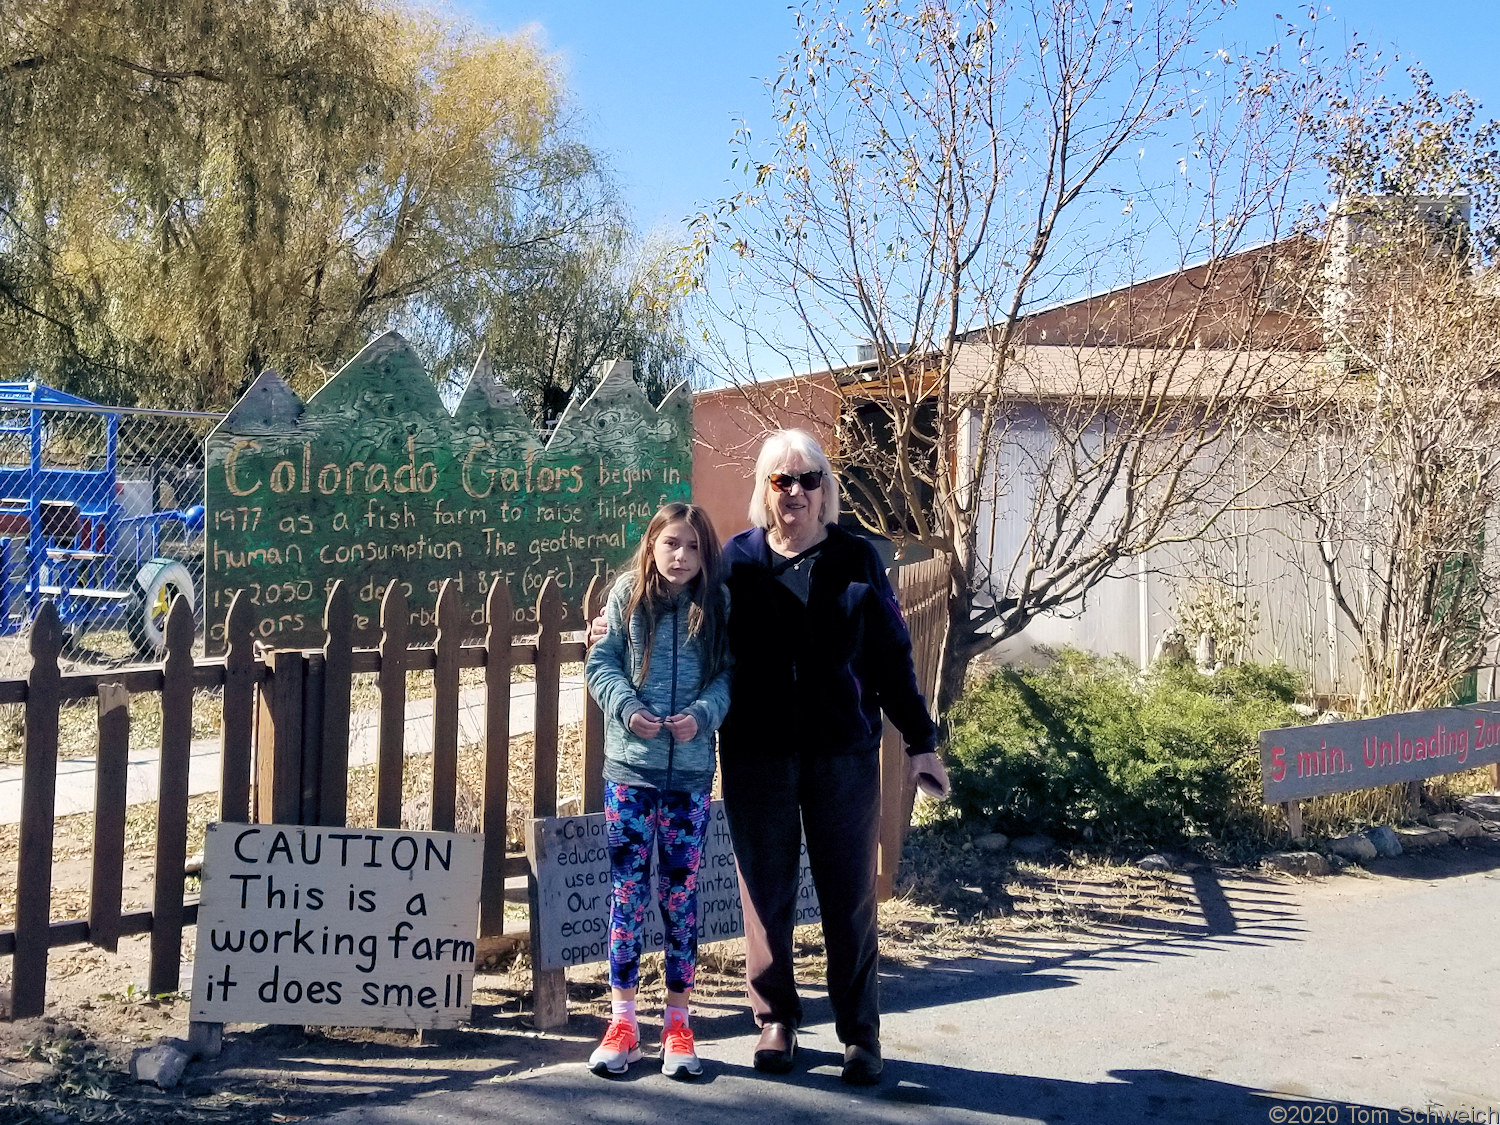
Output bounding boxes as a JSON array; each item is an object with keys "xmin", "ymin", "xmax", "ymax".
[{"xmin": 584, "ymin": 571, "xmax": 731, "ymax": 794}]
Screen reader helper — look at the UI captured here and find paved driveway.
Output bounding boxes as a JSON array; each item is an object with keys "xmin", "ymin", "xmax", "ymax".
[{"xmin": 206, "ymin": 844, "xmax": 1500, "ymax": 1124}]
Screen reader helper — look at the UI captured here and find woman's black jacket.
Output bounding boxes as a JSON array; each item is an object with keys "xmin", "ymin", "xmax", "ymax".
[{"xmin": 719, "ymin": 524, "xmax": 939, "ymax": 760}]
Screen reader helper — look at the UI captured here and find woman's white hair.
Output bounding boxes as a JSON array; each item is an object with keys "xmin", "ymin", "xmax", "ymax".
[{"xmin": 748, "ymin": 429, "xmax": 841, "ymax": 529}]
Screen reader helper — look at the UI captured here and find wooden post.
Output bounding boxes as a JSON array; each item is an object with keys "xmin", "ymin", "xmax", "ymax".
[
  {"xmin": 1284, "ymin": 800, "xmax": 1303, "ymax": 841},
  {"xmin": 430, "ymin": 580, "xmax": 461, "ymax": 831},
  {"xmin": 197, "ymin": 594, "xmax": 253, "ymax": 1055},
  {"xmin": 876, "ymin": 719, "xmax": 903, "ymax": 902},
  {"xmin": 319, "ymin": 581, "xmax": 353, "ymax": 826},
  {"xmin": 256, "ymin": 649, "xmax": 306, "ymax": 825},
  {"xmin": 149, "ymin": 596, "xmax": 195, "ymax": 996},
  {"xmin": 582, "ymin": 575, "xmax": 606, "ymax": 815},
  {"xmin": 12, "ymin": 603, "xmax": 63, "ymax": 1019},
  {"xmin": 529, "ymin": 577, "xmax": 568, "ymax": 1028},
  {"xmin": 528, "ymin": 818, "xmax": 568, "ymax": 1030},
  {"xmin": 89, "ymin": 683, "xmax": 129, "ymax": 952},
  {"xmin": 299, "ymin": 653, "xmax": 326, "ymax": 825},
  {"xmin": 532, "ymin": 578, "xmax": 562, "ymax": 817},
  {"xmin": 220, "ymin": 592, "xmax": 256, "ymax": 822},
  {"xmin": 376, "ymin": 581, "xmax": 409, "ymax": 828},
  {"xmin": 479, "ymin": 581, "xmax": 514, "ymax": 940},
  {"xmin": 1406, "ymin": 779, "xmax": 1424, "ymax": 817}
]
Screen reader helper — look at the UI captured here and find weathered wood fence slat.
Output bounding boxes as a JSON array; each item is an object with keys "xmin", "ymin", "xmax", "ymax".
[{"xmin": 2, "ymin": 559, "xmax": 946, "ymax": 1021}]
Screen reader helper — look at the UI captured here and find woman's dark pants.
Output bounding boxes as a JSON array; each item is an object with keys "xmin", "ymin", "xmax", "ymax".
[{"xmin": 721, "ymin": 748, "xmax": 882, "ymax": 1051}]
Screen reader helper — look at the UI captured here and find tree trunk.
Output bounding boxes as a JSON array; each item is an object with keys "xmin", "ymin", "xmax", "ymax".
[{"xmin": 935, "ymin": 585, "xmax": 978, "ymax": 715}]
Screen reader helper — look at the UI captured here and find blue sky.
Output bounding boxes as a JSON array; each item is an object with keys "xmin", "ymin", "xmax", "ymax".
[{"xmin": 452, "ymin": 1, "xmax": 1499, "ymax": 242}]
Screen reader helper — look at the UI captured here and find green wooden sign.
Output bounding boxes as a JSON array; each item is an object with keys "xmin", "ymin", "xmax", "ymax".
[{"xmin": 204, "ymin": 332, "xmax": 691, "ymax": 651}]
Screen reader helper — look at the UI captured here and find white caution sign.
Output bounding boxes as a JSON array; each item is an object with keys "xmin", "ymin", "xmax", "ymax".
[{"xmin": 191, "ymin": 823, "xmax": 482, "ymax": 1029}]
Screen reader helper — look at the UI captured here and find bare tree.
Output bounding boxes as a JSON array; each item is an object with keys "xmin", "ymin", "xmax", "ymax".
[
  {"xmin": 1277, "ymin": 78, "xmax": 1500, "ymax": 714},
  {"xmin": 690, "ymin": 0, "xmax": 1350, "ymax": 707}
]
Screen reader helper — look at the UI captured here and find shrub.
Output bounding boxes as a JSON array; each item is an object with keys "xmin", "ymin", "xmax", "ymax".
[{"xmin": 944, "ymin": 649, "xmax": 1303, "ymax": 851}]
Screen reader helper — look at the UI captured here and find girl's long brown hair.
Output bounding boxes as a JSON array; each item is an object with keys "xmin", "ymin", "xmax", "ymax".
[{"xmin": 623, "ymin": 503, "xmax": 726, "ymax": 687}]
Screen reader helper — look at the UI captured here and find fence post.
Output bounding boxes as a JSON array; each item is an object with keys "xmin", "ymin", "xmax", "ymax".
[
  {"xmin": 11, "ymin": 603, "xmax": 63, "ymax": 1020},
  {"xmin": 529, "ymin": 577, "xmax": 569, "ymax": 1029},
  {"xmin": 318, "ymin": 581, "xmax": 353, "ymax": 827},
  {"xmin": 220, "ymin": 592, "xmax": 256, "ymax": 823},
  {"xmin": 89, "ymin": 683, "xmax": 129, "ymax": 953},
  {"xmin": 255, "ymin": 649, "xmax": 306, "ymax": 825},
  {"xmin": 148, "ymin": 596, "xmax": 195, "ymax": 996},
  {"xmin": 430, "ymin": 580, "xmax": 461, "ymax": 831},
  {"xmin": 376, "ymin": 581, "xmax": 409, "ymax": 828},
  {"xmin": 300, "ymin": 653, "xmax": 326, "ymax": 825},
  {"xmin": 582, "ymin": 575, "xmax": 607, "ymax": 815},
  {"xmin": 197, "ymin": 593, "xmax": 254, "ymax": 1059},
  {"xmin": 479, "ymin": 581, "xmax": 515, "ymax": 943},
  {"xmin": 877, "ymin": 718, "xmax": 904, "ymax": 902}
]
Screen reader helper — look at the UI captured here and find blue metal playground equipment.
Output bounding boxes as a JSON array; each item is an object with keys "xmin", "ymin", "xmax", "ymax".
[{"xmin": 0, "ymin": 382, "xmax": 207, "ymax": 656}]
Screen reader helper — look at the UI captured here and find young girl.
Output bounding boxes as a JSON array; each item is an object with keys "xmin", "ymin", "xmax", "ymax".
[{"xmin": 583, "ymin": 502, "xmax": 730, "ymax": 1079}]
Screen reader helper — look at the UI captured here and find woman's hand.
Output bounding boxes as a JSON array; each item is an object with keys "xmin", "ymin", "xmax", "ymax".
[
  {"xmin": 662, "ymin": 712, "xmax": 699, "ymax": 741},
  {"xmin": 628, "ymin": 710, "xmax": 664, "ymax": 738},
  {"xmin": 587, "ymin": 613, "xmax": 608, "ymax": 646},
  {"xmin": 908, "ymin": 751, "xmax": 950, "ymax": 799}
]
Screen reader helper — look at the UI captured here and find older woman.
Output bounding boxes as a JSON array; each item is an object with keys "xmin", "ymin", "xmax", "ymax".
[{"xmin": 718, "ymin": 429, "xmax": 947, "ymax": 1086}]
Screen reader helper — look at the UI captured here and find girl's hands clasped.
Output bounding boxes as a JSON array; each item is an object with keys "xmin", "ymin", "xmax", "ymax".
[
  {"xmin": 628, "ymin": 710, "xmax": 664, "ymax": 738},
  {"xmin": 629, "ymin": 710, "xmax": 699, "ymax": 740},
  {"xmin": 662, "ymin": 712, "xmax": 699, "ymax": 741}
]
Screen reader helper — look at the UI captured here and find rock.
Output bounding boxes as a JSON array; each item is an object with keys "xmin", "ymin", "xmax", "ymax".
[
  {"xmin": 1329, "ymin": 834, "xmax": 1378, "ymax": 861},
  {"xmin": 1137, "ymin": 853, "xmax": 1174, "ymax": 872},
  {"xmin": 1426, "ymin": 813, "xmax": 1485, "ymax": 840},
  {"xmin": 1265, "ymin": 851, "xmax": 1331, "ymax": 877},
  {"xmin": 1393, "ymin": 826, "xmax": 1450, "ymax": 850},
  {"xmin": 1010, "ymin": 834, "xmax": 1055, "ymax": 856},
  {"xmin": 1458, "ymin": 794, "xmax": 1500, "ymax": 823},
  {"xmin": 131, "ymin": 1044, "xmax": 189, "ymax": 1089},
  {"xmin": 973, "ymin": 832, "xmax": 1009, "ymax": 853},
  {"xmin": 1289, "ymin": 703, "xmax": 1319, "ymax": 719},
  {"xmin": 1366, "ymin": 826, "xmax": 1403, "ymax": 857}
]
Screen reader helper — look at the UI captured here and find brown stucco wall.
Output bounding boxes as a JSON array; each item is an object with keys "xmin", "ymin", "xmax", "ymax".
[{"xmin": 691, "ymin": 375, "xmax": 840, "ymax": 540}]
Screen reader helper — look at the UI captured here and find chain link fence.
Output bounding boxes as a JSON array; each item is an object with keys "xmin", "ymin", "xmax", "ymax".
[{"xmin": 0, "ymin": 385, "xmax": 220, "ymax": 675}]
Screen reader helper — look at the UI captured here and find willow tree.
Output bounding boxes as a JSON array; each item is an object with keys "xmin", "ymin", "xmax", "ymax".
[
  {"xmin": 0, "ymin": 1, "xmax": 695, "ymax": 411},
  {"xmin": 690, "ymin": 0, "xmax": 1353, "ymax": 708}
]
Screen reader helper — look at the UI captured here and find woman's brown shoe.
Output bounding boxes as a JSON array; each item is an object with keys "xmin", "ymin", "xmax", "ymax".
[{"xmin": 753, "ymin": 1022, "xmax": 797, "ymax": 1073}]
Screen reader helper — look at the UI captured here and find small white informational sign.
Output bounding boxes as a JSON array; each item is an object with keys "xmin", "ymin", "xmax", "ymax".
[
  {"xmin": 528, "ymin": 799, "xmax": 819, "ymax": 972},
  {"xmin": 191, "ymin": 823, "xmax": 483, "ymax": 1030}
]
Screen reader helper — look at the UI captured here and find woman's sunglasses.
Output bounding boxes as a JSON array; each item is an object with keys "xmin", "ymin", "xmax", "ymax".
[{"xmin": 767, "ymin": 470, "xmax": 825, "ymax": 493}]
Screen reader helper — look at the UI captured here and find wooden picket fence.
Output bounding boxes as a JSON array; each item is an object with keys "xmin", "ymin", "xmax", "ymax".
[{"xmin": 1, "ymin": 557, "xmax": 949, "ymax": 1023}]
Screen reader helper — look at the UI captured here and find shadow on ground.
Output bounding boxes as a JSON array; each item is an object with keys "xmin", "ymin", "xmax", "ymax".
[
  {"xmin": 189, "ymin": 1020, "xmax": 1403, "ymax": 1125},
  {"xmin": 1360, "ymin": 834, "xmax": 1500, "ymax": 881},
  {"xmin": 163, "ymin": 866, "xmax": 1329, "ymax": 1123}
]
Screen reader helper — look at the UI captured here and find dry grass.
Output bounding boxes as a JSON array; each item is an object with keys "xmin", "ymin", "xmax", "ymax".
[{"xmin": 1289, "ymin": 766, "xmax": 1497, "ymax": 839}]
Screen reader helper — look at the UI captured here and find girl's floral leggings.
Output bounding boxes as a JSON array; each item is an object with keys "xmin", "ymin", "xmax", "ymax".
[{"xmin": 604, "ymin": 782, "xmax": 711, "ymax": 993}]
